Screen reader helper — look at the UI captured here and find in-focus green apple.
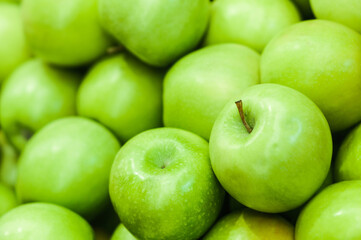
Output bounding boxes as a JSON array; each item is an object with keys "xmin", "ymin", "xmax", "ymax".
[
  {"xmin": 204, "ymin": 0, "xmax": 300, "ymax": 52},
  {"xmin": 210, "ymin": 84, "xmax": 332, "ymax": 213},
  {"xmin": 204, "ymin": 209, "xmax": 294, "ymax": 239},
  {"xmin": 0, "ymin": 183, "xmax": 17, "ymax": 216},
  {"xmin": 261, "ymin": 20, "xmax": 361, "ymax": 132},
  {"xmin": 77, "ymin": 53, "xmax": 163, "ymax": 143},
  {"xmin": 21, "ymin": 0, "xmax": 113, "ymax": 66},
  {"xmin": 0, "ymin": 2, "xmax": 30, "ymax": 82},
  {"xmin": 164, "ymin": 44, "xmax": 259, "ymax": 140},
  {"xmin": 0, "ymin": 202, "xmax": 94, "ymax": 240},
  {"xmin": 111, "ymin": 224, "xmax": 137, "ymax": 240},
  {"xmin": 110, "ymin": 128, "xmax": 224, "ymax": 240},
  {"xmin": 296, "ymin": 181, "xmax": 361, "ymax": 239},
  {"xmin": 16, "ymin": 117, "xmax": 120, "ymax": 218},
  {"xmin": 0, "ymin": 59, "xmax": 80, "ymax": 151},
  {"xmin": 99, "ymin": 0, "xmax": 209, "ymax": 67},
  {"xmin": 311, "ymin": 0, "xmax": 361, "ymax": 33}
]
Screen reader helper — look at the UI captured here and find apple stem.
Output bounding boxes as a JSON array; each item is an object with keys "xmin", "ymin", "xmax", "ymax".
[{"xmin": 235, "ymin": 100, "xmax": 252, "ymax": 133}]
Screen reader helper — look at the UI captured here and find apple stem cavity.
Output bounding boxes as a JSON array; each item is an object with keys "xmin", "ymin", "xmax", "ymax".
[{"xmin": 235, "ymin": 100, "xmax": 252, "ymax": 133}]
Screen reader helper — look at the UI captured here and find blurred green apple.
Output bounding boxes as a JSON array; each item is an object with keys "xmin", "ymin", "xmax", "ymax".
[
  {"xmin": 204, "ymin": 0, "xmax": 300, "ymax": 52},
  {"xmin": 0, "ymin": 183, "xmax": 17, "ymax": 216},
  {"xmin": 296, "ymin": 181, "xmax": 361, "ymax": 239},
  {"xmin": 21, "ymin": 0, "xmax": 113, "ymax": 66},
  {"xmin": 0, "ymin": 202, "xmax": 94, "ymax": 240},
  {"xmin": 164, "ymin": 44, "xmax": 259, "ymax": 140},
  {"xmin": 0, "ymin": 59, "xmax": 80, "ymax": 151},
  {"xmin": 111, "ymin": 224, "xmax": 137, "ymax": 240},
  {"xmin": 261, "ymin": 20, "xmax": 361, "ymax": 132},
  {"xmin": 204, "ymin": 209, "xmax": 294, "ymax": 239},
  {"xmin": 0, "ymin": 2, "xmax": 30, "ymax": 82},
  {"xmin": 77, "ymin": 53, "xmax": 163, "ymax": 143},
  {"xmin": 311, "ymin": 0, "xmax": 361, "ymax": 33},
  {"xmin": 99, "ymin": 0, "xmax": 209, "ymax": 67},
  {"xmin": 110, "ymin": 128, "xmax": 224, "ymax": 240},
  {"xmin": 16, "ymin": 117, "xmax": 120, "ymax": 218},
  {"xmin": 210, "ymin": 84, "xmax": 332, "ymax": 213},
  {"xmin": 0, "ymin": 131, "xmax": 18, "ymax": 187}
]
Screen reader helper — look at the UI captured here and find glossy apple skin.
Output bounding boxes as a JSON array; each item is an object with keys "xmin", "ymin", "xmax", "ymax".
[
  {"xmin": 311, "ymin": 0, "xmax": 361, "ymax": 33},
  {"xmin": 335, "ymin": 123, "xmax": 361, "ymax": 181},
  {"xmin": 261, "ymin": 20, "xmax": 361, "ymax": 132},
  {"xmin": 163, "ymin": 44, "xmax": 259, "ymax": 140},
  {"xmin": 111, "ymin": 224, "xmax": 137, "ymax": 240},
  {"xmin": 16, "ymin": 117, "xmax": 120, "ymax": 218},
  {"xmin": 204, "ymin": 0, "xmax": 300, "ymax": 52},
  {"xmin": 0, "ymin": 203, "xmax": 94, "ymax": 240},
  {"xmin": 77, "ymin": 53, "xmax": 163, "ymax": 143},
  {"xmin": 0, "ymin": 59, "xmax": 80, "ymax": 151},
  {"xmin": 204, "ymin": 209, "xmax": 294, "ymax": 239},
  {"xmin": 210, "ymin": 84, "xmax": 332, "ymax": 213},
  {"xmin": 110, "ymin": 128, "xmax": 225, "ymax": 240},
  {"xmin": 296, "ymin": 181, "xmax": 361, "ymax": 239},
  {"xmin": 0, "ymin": 183, "xmax": 17, "ymax": 216},
  {"xmin": 21, "ymin": 0, "xmax": 113, "ymax": 66},
  {"xmin": 0, "ymin": 2, "xmax": 30, "ymax": 82},
  {"xmin": 99, "ymin": 0, "xmax": 209, "ymax": 67}
]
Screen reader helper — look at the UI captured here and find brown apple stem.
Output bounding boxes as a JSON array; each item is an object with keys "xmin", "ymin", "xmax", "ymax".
[{"xmin": 235, "ymin": 100, "xmax": 252, "ymax": 133}]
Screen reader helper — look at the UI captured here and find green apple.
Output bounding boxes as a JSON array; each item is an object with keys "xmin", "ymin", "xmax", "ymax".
[
  {"xmin": 111, "ymin": 224, "xmax": 137, "ymax": 240},
  {"xmin": 0, "ymin": 183, "xmax": 17, "ymax": 216},
  {"xmin": 334, "ymin": 122, "xmax": 361, "ymax": 181},
  {"xmin": 0, "ymin": 131, "xmax": 18, "ymax": 187},
  {"xmin": 0, "ymin": 202, "xmax": 94, "ymax": 239},
  {"xmin": 21, "ymin": 0, "xmax": 113, "ymax": 66},
  {"xmin": 0, "ymin": 59, "xmax": 80, "ymax": 151},
  {"xmin": 77, "ymin": 53, "xmax": 163, "ymax": 143},
  {"xmin": 296, "ymin": 181, "xmax": 361, "ymax": 239},
  {"xmin": 261, "ymin": 20, "xmax": 361, "ymax": 132},
  {"xmin": 163, "ymin": 44, "xmax": 259, "ymax": 140},
  {"xmin": 204, "ymin": 0, "xmax": 300, "ymax": 52},
  {"xmin": 204, "ymin": 209, "xmax": 294, "ymax": 239},
  {"xmin": 291, "ymin": 0, "xmax": 313, "ymax": 19},
  {"xmin": 110, "ymin": 128, "xmax": 224, "ymax": 240},
  {"xmin": 0, "ymin": 2, "xmax": 30, "ymax": 82},
  {"xmin": 311, "ymin": 0, "xmax": 361, "ymax": 33},
  {"xmin": 16, "ymin": 117, "xmax": 120, "ymax": 218},
  {"xmin": 210, "ymin": 84, "xmax": 332, "ymax": 213},
  {"xmin": 98, "ymin": 0, "xmax": 209, "ymax": 67}
]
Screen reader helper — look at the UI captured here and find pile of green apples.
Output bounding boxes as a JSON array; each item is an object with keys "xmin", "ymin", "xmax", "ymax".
[{"xmin": 0, "ymin": 0, "xmax": 361, "ymax": 239}]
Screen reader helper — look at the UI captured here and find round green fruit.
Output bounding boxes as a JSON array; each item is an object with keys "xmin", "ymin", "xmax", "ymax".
[
  {"xmin": 111, "ymin": 224, "xmax": 137, "ymax": 240},
  {"xmin": 16, "ymin": 117, "xmax": 120, "ymax": 218},
  {"xmin": 205, "ymin": 0, "xmax": 300, "ymax": 52},
  {"xmin": 0, "ymin": 183, "xmax": 17, "ymax": 216},
  {"xmin": 261, "ymin": 20, "xmax": 361, "ymax": 132},
  {"xmin": 21, "ymin": 0, "xmax": 113, "ymax": 66},
  {"xmin": 210, "ymin": 84, "xmax": 332, "ymax": 213},
  {"xmin": 164, "ymin": 44, "xmax": 259, "ymax": 140},
  {"xmin": 77, "ymin": 53, "xmax": 163, "ymax": 143},
  {"xmin": 110, "ymin": 128, "xmax": 224, "ymax": 240},
  {"xmin": 0, "ymin": 203, "xmax": 94, "ymax": 240}
]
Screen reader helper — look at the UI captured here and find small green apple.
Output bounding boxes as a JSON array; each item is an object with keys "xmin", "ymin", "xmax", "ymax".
[
  {"xmin": 16, "ymin": 117, "xmax": 120, "ymax": 218},
  {"xmin": 311, "ymin": 0, "xmax": 361, "ymax": 33},
  {"xmin": 77, "ymin": 53, "xmax": 163, "ymax": 143},
  {"xmin": 204, "ymin": 0, "xmax": 300, "ymax": 52},
  {"xmin": 261, "ymin": 20, "xmax": 361, "ymax": 132},
  {"xmin": 204, "ymin": 209, "xmax": 294, "ymax": 239},
  {"xmin": 98, "ymin": 0, "xmax": 209, "ymax": 67},
  {"xmin": 296, "ymin": 181, "xmax": 361, "ymax": 239},
  {"xmin": 110, "ymin": 128, "xmax": 224, "ymax": 240},
  {"xmin": 0, "ymin": 2, "xmax": 30, "ymax": 82},
  {"xmin": 21, "ymin": 0, "xmax": 113, "ymax": 66},
  {"xmin": 0, "ymin": 183, "xmax": 17, "ymax": 216},
  {"xmin": 111, "ymin": 224, "xmax": 137, "ymax": 240},
  {"xmin": 0, "ymin": 202, "xmax": 94, "ymax": 240},
  {"xmin": 0, "ymin": 59, "xmax": 80, "ymax": 151},
  {"xmin": 163, "ymin": 44, "xmax": 259, "ymax": 140},
  {"xmin": 210, "ymin": 84, "xmax": 332, "ymax": 213},
  {"xmin": 0, "ymin": 131, "xmax": 18, "ymax": 187}
]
